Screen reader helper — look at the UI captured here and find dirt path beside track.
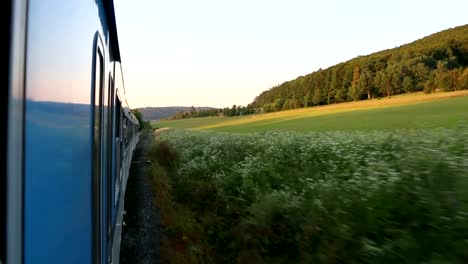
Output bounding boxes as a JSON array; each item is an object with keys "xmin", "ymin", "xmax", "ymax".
[{"xmin": 153, "ymin": 128, "xmax": 170, "ymax": 141}]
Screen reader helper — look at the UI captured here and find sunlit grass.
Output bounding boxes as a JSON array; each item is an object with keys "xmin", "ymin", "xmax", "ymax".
[{"xmin": 154, "ymin": 91, "xmax": 468, "ymax": 132}]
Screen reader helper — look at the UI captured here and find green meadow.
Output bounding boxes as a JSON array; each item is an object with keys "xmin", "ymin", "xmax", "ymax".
[
  {"xmin": 153, "ymin": 91, "xmax": 468, "ymax": 132},
  {"xmin": 149, "ymin": 91, "xmax": 468, "ymax": 263}
]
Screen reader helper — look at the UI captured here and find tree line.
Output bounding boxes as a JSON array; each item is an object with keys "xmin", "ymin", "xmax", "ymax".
[
  {"xmin": 162, "ymin": 105, "xmax": 257, "ymax": 120},
  {"xmin": 167, "ymin": 25, "xmax": 468, "ymax": 120},
  {"xmin": 253, "ymin": 25, "xmax": 468, "ymax": 111}
]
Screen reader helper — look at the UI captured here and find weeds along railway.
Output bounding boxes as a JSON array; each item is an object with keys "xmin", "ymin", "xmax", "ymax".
[{"xmin": 3, "ymin": 0, "xmax": 140, "ymax": 263}]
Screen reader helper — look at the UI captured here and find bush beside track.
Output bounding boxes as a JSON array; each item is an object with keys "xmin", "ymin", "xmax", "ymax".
[{"xmin": 149, "ymin": 128, "xmax": 468, "ymax": 263}]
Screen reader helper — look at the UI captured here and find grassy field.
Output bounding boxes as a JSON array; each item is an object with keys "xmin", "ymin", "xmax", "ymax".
[
  {"xmin": 153, "ymin": 91, "xmax": 468, "ymax": 132},
  {"xmin": 151, "ymin": 128, "xmax": 468, "ymax": 263},
  {"xmin": 148, "ymin": 91, "xmax": 468, "ymax": 264},
  {"xmin": 150, "ymin": 90, "xmax": 468, "ymax": 263}
]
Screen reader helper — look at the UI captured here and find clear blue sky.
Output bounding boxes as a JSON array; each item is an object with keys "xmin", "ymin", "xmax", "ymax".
[{"xmin": 114, "ymin": 0, "xmax": 468, "ymax": 108}]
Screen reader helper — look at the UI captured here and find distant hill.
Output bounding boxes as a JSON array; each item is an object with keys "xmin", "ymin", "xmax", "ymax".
[
  {"xmin": 252, "ymin": 24, "xmax": 468, "ymax": 111},
  {"xmin": 137, "ymin": 106, "xmax": 215, "ymax": 121}
]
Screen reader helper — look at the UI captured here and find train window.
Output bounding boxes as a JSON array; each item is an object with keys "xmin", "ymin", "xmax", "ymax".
[
  {"xmin": 119, "ymin": 107, "xmax": 124, "ymax": 183},
  {"xmin": 123, "ymin": 117, "xmax": 127, "ymax": 145},
  {"xmin": 114, "ymin": 97, "xmax": 122, "ymax": 205},
  {"xmin": 115, "ymin": 98, "xmax": 121, "ymax": 168},
  {"xmin": 106, "ymin": 74, "xmax": 114, "ymax": 246},
  {"xmin": 92, "ymin": 44, "xmax": 104, "ymax": 264},
  {"xmin": 116, "ymin": 99, "xmax": 121, "ymax": 138}
]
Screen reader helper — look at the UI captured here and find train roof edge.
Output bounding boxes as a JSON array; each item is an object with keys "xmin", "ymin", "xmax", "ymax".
[
  {"xmin": 103, "ymin": 0, "xmax": 120, "ymax": 62},
  {"xmin": 103, "ymin": 0, "xmax": 139, "ymax": 126}
]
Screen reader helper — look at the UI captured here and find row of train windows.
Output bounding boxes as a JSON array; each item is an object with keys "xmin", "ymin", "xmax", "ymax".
[
  {"xmin": 93, "ymin": 39, "xmax": 131, "ymax": 263},
  {"xmin": 94, "ymin": 44, "xmax": 128, "ymax": 200},
  {"xmin": 93, "ymin": 35, "xmax": 139, "ymax": 264}
]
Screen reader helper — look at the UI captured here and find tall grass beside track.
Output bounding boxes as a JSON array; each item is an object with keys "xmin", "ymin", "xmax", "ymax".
[{"xmin": 150, "ymin": 128, "xmax": 468, "ymax": 263}]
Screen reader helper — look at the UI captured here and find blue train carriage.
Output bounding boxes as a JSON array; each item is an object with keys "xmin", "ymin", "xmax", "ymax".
[{"xmin": 3, "ymin": 0, "xmax": 140, "ymax": 263}]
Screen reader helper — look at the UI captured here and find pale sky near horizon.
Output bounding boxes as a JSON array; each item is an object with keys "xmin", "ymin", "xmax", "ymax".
[{"xmin": 114, "ymin": 0, "xmax": 467, "ymax": 108}]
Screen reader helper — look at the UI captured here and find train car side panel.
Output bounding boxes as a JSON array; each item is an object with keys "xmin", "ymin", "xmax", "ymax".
[{"xmin": 23, "ymin": 0, "xmax": 109, "ymax": 263}]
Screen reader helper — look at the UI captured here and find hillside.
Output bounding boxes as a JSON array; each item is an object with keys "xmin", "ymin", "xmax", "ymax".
[
  {"xmin": 137, "ymin": 106, "xmax": 214, "ymax": 121},
  {"xmin": 252, "ymin": 24, "xmax": 468, "ymax": 111}
]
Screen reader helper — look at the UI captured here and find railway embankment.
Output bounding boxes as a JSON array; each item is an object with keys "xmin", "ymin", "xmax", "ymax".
[{"xmin": 120, "ymin": 131, "xmax": 164, "ymax": 264}]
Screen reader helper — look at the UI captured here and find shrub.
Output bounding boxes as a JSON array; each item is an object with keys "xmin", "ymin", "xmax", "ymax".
[{"xmin": 153, "ymin": 127, "xmax": 468, "ymax": 263}]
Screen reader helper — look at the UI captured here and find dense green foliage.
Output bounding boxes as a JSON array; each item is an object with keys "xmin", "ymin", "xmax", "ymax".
[
  {"xmin": 159, "ymin": 25, "xmax": 468, "ymax": 122},
  {"xmin": 153, "ymin": 128, "xmax": 468, "ymax": 263},
  {"xmin": 156, "ymin": 25, "xmax": 468, "ymax": 121},
  {"xmin": 131, "ymin": 109, "xmax": 151, "ymax": 130},
  {"xmin": 137, "ymin": 106, "xmax": 216, "ymax": 121},
  {"xmin": 253, "ymin": 25, "xmax": 468, "ymax": 111},
  {"xmin": 164, "ymin": 105, "xmax": 257, "ymax": 120}
]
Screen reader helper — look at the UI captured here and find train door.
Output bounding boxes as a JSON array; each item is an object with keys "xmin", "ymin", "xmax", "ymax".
[
  {"xmin": 92, "ymin": 36, "xmax": 105, "ymax": 264},
  {"xmin": 93, "ymin": 34, "xmax": 115, "ymax": 264},
  {"xmin": 98, "ymin": 61, "xmax": 116, "ymax": 264},
  {"xmin": 105, "ymin": 68, "xmax": 115, "ymax": 263}
]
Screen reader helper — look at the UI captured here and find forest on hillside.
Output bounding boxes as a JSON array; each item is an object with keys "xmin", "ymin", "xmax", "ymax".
[
  {"xmin": 137, "ymin": 106, "xmax": 215, "ymax": 121},
  {"xmin": 253, "ymin": 25, "xmax": 468, "ymax": 112},
  {"xmin": 165, "ymin": 25, "xmax": 468, "ymax": 120}
]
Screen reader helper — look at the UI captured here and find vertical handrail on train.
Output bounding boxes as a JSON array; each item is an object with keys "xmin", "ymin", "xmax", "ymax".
[{"xmin": 7, "ymin": 0, "xmax": 28, "ymax": 263}]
